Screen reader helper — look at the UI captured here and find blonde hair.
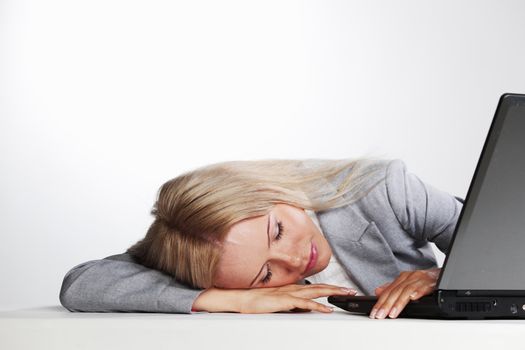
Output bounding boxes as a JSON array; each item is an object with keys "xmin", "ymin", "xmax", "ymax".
[{"xmin": 126, "ymin": 156, "xmax": 388, "ymax": 289}]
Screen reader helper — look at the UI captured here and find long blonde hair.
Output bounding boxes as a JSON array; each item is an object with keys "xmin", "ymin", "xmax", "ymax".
[{"xmin": 126, "ymin": 156, "xmax": 388, "ymax": 289}]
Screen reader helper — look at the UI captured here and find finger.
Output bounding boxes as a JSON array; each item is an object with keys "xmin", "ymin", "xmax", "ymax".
[
  {"xmin": 377, "ymin": 281, "xmax": 392, "ymax": 290},
  {"xmin": 304, "ymin": 283, "xmax": 359, "ymax": 291},
  {"xmin": 374, "ymin": 282, "xmax": 392, "ymax": 296},
  {"xmin": 388, "ymin": 282, "xmax": 436, "ymax": 318},
  {"xmin": 374, "ymin": 280, "xmax": 425, "ymax": 319},
  {"xmin": 408, "ymin": 282, "xmax": 436, "ymax": 301},
  {"xmin": 289, "ymin": 307, "xmax": 312, "ymax": 313},
  {"xmin": 370, "ymin": 273, "xmax": 411, "ymax": 318},
  {"xmin": 292, "ymin": 286, "xmax": 357, "ymax": 299},
  {"xmin": 282, "ymin": 283, "xmax": 358, "ymax": 296},
  {"xmin": 376, "ymin": 273, "xmax": 410, "ymax": 298},
  {"xmin": 386, "ymin": 284, "xmax": 423, "ymax": 319},
  {"xmin": 290, "ymin": 298, "xmax": 335, "ymax": 313},
  {"xmin": 281, "ymin": 283, "xmax": 355, "ymax": 293}
]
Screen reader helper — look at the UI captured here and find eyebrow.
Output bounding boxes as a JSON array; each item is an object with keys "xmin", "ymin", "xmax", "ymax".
[{"xmin": 249, "ymin": 214, "xmax": 271, "ymax": 287}]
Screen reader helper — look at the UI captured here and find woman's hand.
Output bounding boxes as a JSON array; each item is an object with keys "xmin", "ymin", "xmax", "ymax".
[
  {"xmin": 193, "ymin": 283, "xmax": 357, "ymax": 314},
  {"xmin": 370, "ymin": 267, "xmax": 441, "ymax": 319},
  {"xmin": 237, "ymin": 283, "xmax": 357, "ymax": 314}
]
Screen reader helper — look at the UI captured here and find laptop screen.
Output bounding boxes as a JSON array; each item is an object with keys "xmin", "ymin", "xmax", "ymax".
[{"xmin": 439, "ymin": 95, "xmax": 525, "ymax": 290}]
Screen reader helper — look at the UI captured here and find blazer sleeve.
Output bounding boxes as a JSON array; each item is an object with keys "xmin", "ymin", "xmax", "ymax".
[
  {"xmin": 59, "ymin": 253, "xmax": 206, "ymax": 314},
  {"xmin": 384, "ymin": 159, "xmax": 463, "ymax": 255}
]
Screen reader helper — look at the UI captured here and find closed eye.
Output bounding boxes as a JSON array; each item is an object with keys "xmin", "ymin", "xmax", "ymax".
[
  {"xmin": 261, "ymin": 221, "xmax": 284, "ymax": 285},
  {"xmin": 275, "ymin": 221, "xmax": 284, "ymax": 241}
]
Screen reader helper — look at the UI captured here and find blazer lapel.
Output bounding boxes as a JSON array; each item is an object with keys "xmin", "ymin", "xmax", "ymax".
[{"xmin": 316, "ymin": 202, "xmax": 401, "ymax": 295}]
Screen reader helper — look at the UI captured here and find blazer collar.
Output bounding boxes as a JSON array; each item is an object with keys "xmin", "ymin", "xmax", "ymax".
[{"xmin": 309, "ymin": 171, "xmax": 400, "ymax": 295}]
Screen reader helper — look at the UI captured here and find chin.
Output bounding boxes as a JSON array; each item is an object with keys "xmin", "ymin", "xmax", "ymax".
[
  {"xmin": 307, "ymin": 257, "xmax": 327, "ymax": 277},
  {"xmin": 317, "ymin": 239, "xmax": 329, "ymax": 258},
  {"xmin": 319, "ymin": 256, "xmax": 330, "ymax": 271}
]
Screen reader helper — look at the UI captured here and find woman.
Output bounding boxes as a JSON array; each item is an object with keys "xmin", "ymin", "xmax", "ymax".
[{"xmin": 59, "ymin": 157, "xmax": 462, "ymax": 319}]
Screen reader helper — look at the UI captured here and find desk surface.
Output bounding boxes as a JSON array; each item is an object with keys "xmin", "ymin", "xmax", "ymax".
[{"xmin": 1, "ymin": 306, "xmax": 525, "ymax": 350}]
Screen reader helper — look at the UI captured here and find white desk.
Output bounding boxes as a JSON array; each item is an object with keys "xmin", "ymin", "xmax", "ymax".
[{"xmin": 1, "ymin": 306, "xmax": 524, "ymax": 350}]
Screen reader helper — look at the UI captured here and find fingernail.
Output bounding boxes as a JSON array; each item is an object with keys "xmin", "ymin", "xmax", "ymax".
[
  {"xmin": 389, "ymin": 307, "xmax": 398, "ymax": 318},
  {"xmin": 341, "ymin": 288, "xmax": 357, "ymax": 294},
  {"xmin": 410, "ymin": 292, "xmax": 418, "ymax": 299},
  {"xmin": 369, "ymin": 308, "xmax": 378, "ymax": 319},
  {"xmin": 376, "ymin": 309, "xmax": 386, "ymax": 319}
]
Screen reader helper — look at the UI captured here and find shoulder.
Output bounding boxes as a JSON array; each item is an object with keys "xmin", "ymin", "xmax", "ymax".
[
  {"xmin": 337, "ymin": 157, "xmax": 404, "ymax": 186},
  {"xmin": 345, "ymin": 158, "xmax": 411, "ymax": 223},
  {"xmin": 354, "ymin": 158, "xmax": 461, "ymax": 245},
  {"xmin": 340, "ymin": 157, "xmax": 406, "ymax": 201},
  {"xmin": 358, "ymin": 157, "xmax": 410, "ymax": 196},
  {"xmin": 361, "ymin": 157, "xmax": 406, "ymax": 183},
  {"xmin": 318, "ymin": 158, "xmax": 406, "ymax": 229},
  {"xmin": 382, "ymin": 158, "xmax": 416, "ymax": 210},
  {"xmin": 103, "ymin": 252, "xmax": 139, "ymax": 263}
]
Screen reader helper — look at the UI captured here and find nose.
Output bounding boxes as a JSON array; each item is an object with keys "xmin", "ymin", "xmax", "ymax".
[{"xmin": 271, "ymin": 249, "xmax": 304, "ymax": 270}]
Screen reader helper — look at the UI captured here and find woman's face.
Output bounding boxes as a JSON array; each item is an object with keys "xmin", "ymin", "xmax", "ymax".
[{"xmin": 213, "ymin": 204, "xmax": 332, "ymax": 289}]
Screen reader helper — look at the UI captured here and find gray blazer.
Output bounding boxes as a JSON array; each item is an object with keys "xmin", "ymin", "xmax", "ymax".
[{"xmin": 59, "ymin": 159, "xmax": 463, "ymax": 314}]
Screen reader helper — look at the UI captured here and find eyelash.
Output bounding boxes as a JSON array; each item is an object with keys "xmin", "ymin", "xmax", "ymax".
[{"xmin": 261, "ymin": 221, "xmax": 284, "ymax": 285}]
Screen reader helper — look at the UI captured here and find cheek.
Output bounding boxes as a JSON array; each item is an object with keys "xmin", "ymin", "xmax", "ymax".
[
  {"xmin": 266, "ymin": 269, "xmax": 301, "ymax": 288},
  {"xmin": 318, "ymin": 236, "xmax": 332, "ymax": 265},
  {"xmin": 288, "ymin": 217, "xmax": 312, "ymax": 238}
]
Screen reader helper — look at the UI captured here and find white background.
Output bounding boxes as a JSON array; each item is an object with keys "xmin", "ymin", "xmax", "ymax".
[{"xmin": 1, "ymin": 0, "xmax": 525, "ymax": 311}]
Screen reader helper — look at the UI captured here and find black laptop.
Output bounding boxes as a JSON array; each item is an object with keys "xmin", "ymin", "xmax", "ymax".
[{"xmin": 328, "ymin": 93, "xmax": 525, "ymax": 319}]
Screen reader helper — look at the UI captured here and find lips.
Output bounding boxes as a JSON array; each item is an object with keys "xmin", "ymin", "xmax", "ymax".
[{"xmin": 303, "ymin": 242, "xmax": 318, "ymax": 275}]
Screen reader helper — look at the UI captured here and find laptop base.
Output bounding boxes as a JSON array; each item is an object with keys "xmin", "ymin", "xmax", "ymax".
[{"xmin": 328, "ymin": 290, "xmax": 525, "ymax": 319}]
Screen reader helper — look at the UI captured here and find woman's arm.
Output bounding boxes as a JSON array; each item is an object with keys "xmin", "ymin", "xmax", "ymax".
[
  {"xmin": 385, "ymin": 159, "xmax": 463, "ymax": 254},
  {"xmin": 59, "ymin": 253, "xmax": 205, "ymax": 314},
  {"xmin": 60, "ymin": 253, "xmax": 356, "ymax": 314},
  {"xmin": 368, "ymin": 159, "xmax": 464, "ymax": 319}
]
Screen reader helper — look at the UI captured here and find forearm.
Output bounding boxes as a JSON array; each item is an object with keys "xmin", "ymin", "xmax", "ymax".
[
  {"xmin": 192, "ymin": 287, "xmax": 243, "ymax": 313},
  {"xmin": 60, "ymin": 257, "xmax": 202, "ymax": 314}
]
